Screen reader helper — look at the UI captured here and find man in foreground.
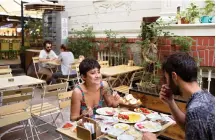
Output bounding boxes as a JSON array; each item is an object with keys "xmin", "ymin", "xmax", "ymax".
[{"xmin": 143, "ymin": 52, "xmax": 215, "ymax": 140}]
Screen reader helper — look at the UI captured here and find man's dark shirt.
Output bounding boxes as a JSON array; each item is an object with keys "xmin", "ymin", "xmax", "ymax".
[{"xmin": 185, "ymin": 90, "xmax": 215, "ymax": 140}]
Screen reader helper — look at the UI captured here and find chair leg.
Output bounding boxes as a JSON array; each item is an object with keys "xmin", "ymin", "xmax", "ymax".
[{"xmin": 30, "ymin": 118, "xmax": 41, "ymax": 140}]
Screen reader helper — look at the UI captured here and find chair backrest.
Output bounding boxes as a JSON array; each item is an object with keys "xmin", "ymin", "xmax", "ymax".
[
  {"xmin": 129, "ymin": 71, "xmax": 144, "ymax": 88},
  {"xmin": 32, "ymin": 56, "xmax": 40, "ymax": 78},
  {"xmin": 0, "ymin": 87, "xmax": 34, "ymax": 116},
  {"xmin": 0, "ymin": 65, "xmax": 10, "ymax": 69},
  {"xmin": 58, "ymin": 91, "xmax": 72, "ymax": 109},
  {"xmin": 70, "ymin": 64, "xmax": 83, "ymax": 84},
  {"xmin": 38, "ymin": 83, "xmax": 68, "ymax": 115},
  {"xmin": 0, "ymin": 65, "xmax": 12, "ymax": 78},
  {"xmin": 99, "ymin": 61, "xmax": 109, "ymax": 68},
  {"xmin": 43, "ymin": 82, "xmax": 68, "ymax": 98}
]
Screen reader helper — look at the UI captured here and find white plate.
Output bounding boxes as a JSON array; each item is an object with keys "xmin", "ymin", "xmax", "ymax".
[
  {"xmin": 117, "ymin": 134, "xmax": 135, "ymax": 140},
  {"xmin": 113, "ymin": 123, "xmax": 130, "ymax": 131},
  {"xmin": 107, "ymin": 128, "xmax": 124, "ymax": 138},
  {"xmin": 114, "ymin": 112, "xmax": 146, "ymax": 124},
  {"xmin": 134, "ymin": 121, "xmax": 162, "ymax": 133},
  {"xmin": 96, "ymin": 107, "xmax": 117, "ymax": 116},
  {"xmin": 146, "ymin": 112, "xmax": 162, "ymax": 121}
]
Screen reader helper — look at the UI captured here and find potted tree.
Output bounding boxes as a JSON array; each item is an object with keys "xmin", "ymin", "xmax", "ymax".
[{"xmin": 178, "ymin": 2, "xmax": 200, "ymax": 24}]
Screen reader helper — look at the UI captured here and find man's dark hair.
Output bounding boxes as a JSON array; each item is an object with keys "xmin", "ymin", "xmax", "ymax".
[
  {"xmin": 79, "ymin": 58, "xmax": 101, "ymax": 76},
  {"xmin": 60, "ymin": 44, "xmax": 67, "ymax": 51},
  {"xmin": 43, "ymin": 40, "xmax": 52, "ymax": 47},
  {"xmin": 162, "ymin": 52, "xmax": 198, "ymax": 82}
]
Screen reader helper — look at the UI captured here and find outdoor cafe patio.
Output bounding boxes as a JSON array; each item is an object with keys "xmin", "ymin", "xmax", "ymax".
[{"xmin": 0, "ymin": 0, "xmax": 215, "ymax": 140}]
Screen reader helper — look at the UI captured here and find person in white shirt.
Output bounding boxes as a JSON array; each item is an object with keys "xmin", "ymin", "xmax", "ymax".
[
  {"xmin": 38, "ymin": 40, "xmax": 58, "ymax": 83},
  {"xmin": 51, "ymin": 44, "xmax": 76, "ymax": 84}
]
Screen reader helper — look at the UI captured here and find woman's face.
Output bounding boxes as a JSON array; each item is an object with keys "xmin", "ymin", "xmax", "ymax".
[{"xmin": 83, "ymin": 68, "xmax": 101, "ymax": 85}]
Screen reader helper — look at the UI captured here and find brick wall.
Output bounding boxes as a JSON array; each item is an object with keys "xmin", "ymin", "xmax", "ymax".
[
  {"xmin": 94, "ymin": 37, "xmax": 215, "ymax": 67},
  {"xmin": 158, "ymin": 36, "xmax": 215, "ymax": 67}
]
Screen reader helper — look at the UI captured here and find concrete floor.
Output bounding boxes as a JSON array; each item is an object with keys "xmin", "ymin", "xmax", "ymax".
[{"xmin": 0, "ymin": 87, "xmax": 71, "ymax": 140}]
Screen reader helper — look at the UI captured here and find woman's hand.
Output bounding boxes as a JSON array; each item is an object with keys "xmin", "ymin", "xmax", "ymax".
[
  {"xmin": 82, "ymin": 107, "xmax": 93, "ymax": 117},
  {"xmin": 112, "ymin": 91, "xmax": 121, "ymax": 107}
]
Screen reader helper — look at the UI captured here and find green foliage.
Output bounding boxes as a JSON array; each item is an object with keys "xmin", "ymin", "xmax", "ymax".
[
  {"xmin": 68, "ymin": 26, "xmax": 96, "ymax": 58},
  {"xmin": 171, "ymin": 36, "xmax": 194, "ymax": 52},
  {"xmin": 202, "ymin": 0, "xmax": 215, "ymax": 15},
  {"xmin": 140, "ymin": 18, "xmax": 174, "ymax": 48},
  {"xmin": 181, "ymin": 3, "xmax": 200, "ymax": 23},
  {"xmin": 103, "ymin": 29, "xmax": 128, "ymax": 57},
  {"xmin": 24, "ymin": 18, "xmax": 43, "ymax": 42}
]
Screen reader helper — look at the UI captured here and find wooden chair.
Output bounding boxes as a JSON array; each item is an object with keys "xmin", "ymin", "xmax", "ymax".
[
  {"xmin": 32, "ymin": 56, "xmax": 44, "ymax": 80},
  {"xmin": 0, "ymin": 87, "xmax": 39, "ymax": 140},
  {"xmin": 0, "ymin": 65, "xmax": 12, "ymax": 78},
  {"xmin": 30, "ymin": 83, "xmax": 68, "ymax": 138},
  {"xmin": 113, "ymin": 71, "xmax": 144, "ymax": 95},
  {"xmin": 58, "ymin": 91, "xmax": 73, "ymax": 121},
  {"xmin": 59, "ymin": 64, "xmax": 82, "ymax": 89},
  {"xmin": 99, "ymin": 61, "xmax": 109, "ymax": 68}
]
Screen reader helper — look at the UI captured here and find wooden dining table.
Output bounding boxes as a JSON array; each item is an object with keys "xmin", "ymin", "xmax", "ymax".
[
  {"xmin": 56, "ymin": 107, "xmax": 176, "ymax": 140},
  {"xmin": 0, "ymin": 75, "xmax": 46, "ymax": 90},
  {"xmin": 100, "ymin": 65, "xmax": 144, "ymax": 87}
]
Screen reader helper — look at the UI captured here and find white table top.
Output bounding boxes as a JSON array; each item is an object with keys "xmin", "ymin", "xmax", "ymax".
[{"xmin": 0, "ymin": 75, "xmax": 45, "ymax": 90}]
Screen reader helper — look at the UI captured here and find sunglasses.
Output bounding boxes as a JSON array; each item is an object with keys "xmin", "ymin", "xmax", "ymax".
[{"xmin": 46, "ymin": 47, "xmax": 51, "ymax": 49}]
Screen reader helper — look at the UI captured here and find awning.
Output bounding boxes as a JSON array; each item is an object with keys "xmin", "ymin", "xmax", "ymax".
[{"xmin": 0, "ymin": 0, "xmax": 54, "ymax": 18}]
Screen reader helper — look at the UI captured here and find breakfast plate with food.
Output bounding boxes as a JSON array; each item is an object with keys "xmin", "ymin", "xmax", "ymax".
[
  {"xmin": 113, "ymin": 123, "xmax": 130, "ymax": 131},
  {"xmin": 96, "ymin": 107, "xmax": 117, "ymax": 116},
  {"xmin": 114, "ymin": 112, "xmax": 146, "ymax": 124},
  {"xmin": 134, "ymin": 121, "xmax": 162, "ymax": 133},
  {"xmin": 120, "ymin": 94, "xmax": 142, "ymax": 106},
  {"xmin": 134, "ymin": 108, "xmax": 154, "ymax": 115}
]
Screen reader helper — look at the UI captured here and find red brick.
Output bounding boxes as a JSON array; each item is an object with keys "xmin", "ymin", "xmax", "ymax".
[
  {"xmin": 208, "ymin": 37, "xmax": 215, "ymax": 46},
  {"xmin": 203, "ymin": 37, "xmax": 209, "ymax": 46},
  {"xmin": 191, "ymin": 46, "xmax": 197, "ymax": 51},
  {"xmin": 204, "ymin": 49, "xmax": 209, "ymax": 66},
  {"xmin": 192, "ymin": 39, "xmax": 197, "ymax": 46},
  {"xmin": 199, "ymin": 50, "xmax": 205, "ymax": 66},
  {"xmin": 192, "ymin": 51, "xmax": 199, "ymax": 58},
  {"xmin": 166, "ymin": 39, "xmax": 171, "ymax": 45},
  {"xmin": 208, "ymin": 49, "xmax": 215, "ymax": 66},
  {"xmin": 197, "ymin": 46, "xmax": 207, "ymax": 50},
  {"xmin": 198, "ymin": 38, "xmax": 203, "ymax": 46},
  {"xmin": 160, "ymin": 45, "xmax": 171, "ymax": 51}
]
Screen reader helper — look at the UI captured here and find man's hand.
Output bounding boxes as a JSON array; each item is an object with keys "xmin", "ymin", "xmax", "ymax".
[
  {"xmin": 142, "ymin": 132, "xmax": 157, "ymax": 140},
  {"xmin": 159, "ymin": 84, "xmax": 174, "ymax": 105}
]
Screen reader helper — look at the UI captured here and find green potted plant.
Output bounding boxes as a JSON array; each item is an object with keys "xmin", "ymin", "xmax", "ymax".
[
  {"xmin": 179, "ymin": 2, "xmax": 200, "ymax": 24},
  {"xmin": 200, "ymin": 0, "xmax": 215, "ymax": 23},
  {"xmin": 170, "ymin": 36, "xmax": 193, "ymax": 52}
]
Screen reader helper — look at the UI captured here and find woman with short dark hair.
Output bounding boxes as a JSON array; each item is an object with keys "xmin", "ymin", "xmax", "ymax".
[{"xmin": 70, "ymin": 58, "xmax": 121, "ymax": 121}]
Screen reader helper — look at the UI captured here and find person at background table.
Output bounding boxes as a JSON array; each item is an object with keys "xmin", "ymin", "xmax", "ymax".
[
  {"xmin": 51, "ymin": 44, "xmax": 76, "ymax": 84},
  {"xmin": 142, "ymin": 52, "xmax": 215, "ymax": 140},
  {"xmin": 38, "ymin": 40, "xmax": 58, "ymax": 84},
  {"xmin": 70, "ymin": 58, "xmax": 121, "ymax": 121}
]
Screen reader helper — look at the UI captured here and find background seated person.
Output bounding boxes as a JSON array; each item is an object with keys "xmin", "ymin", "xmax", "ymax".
[
  {"xmin": 70, "ymin": 58, "xmax": 121, "ymax": 121},
  {"xmin": 78, "ymin": 55, "xmax": 85, "ymax": 62},
  {"xmin": 39, "ymin": 40, "xmax": 58, "ymax": 84},
  {"xmin": 51, "ymin": 44, "xmax": 76, "ymax": 84}
]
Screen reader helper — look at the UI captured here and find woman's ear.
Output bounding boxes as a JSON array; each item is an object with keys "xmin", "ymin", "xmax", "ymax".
[{"xmin": 81, "ymin": 74, "xmax": 86, "ymax": 81}]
